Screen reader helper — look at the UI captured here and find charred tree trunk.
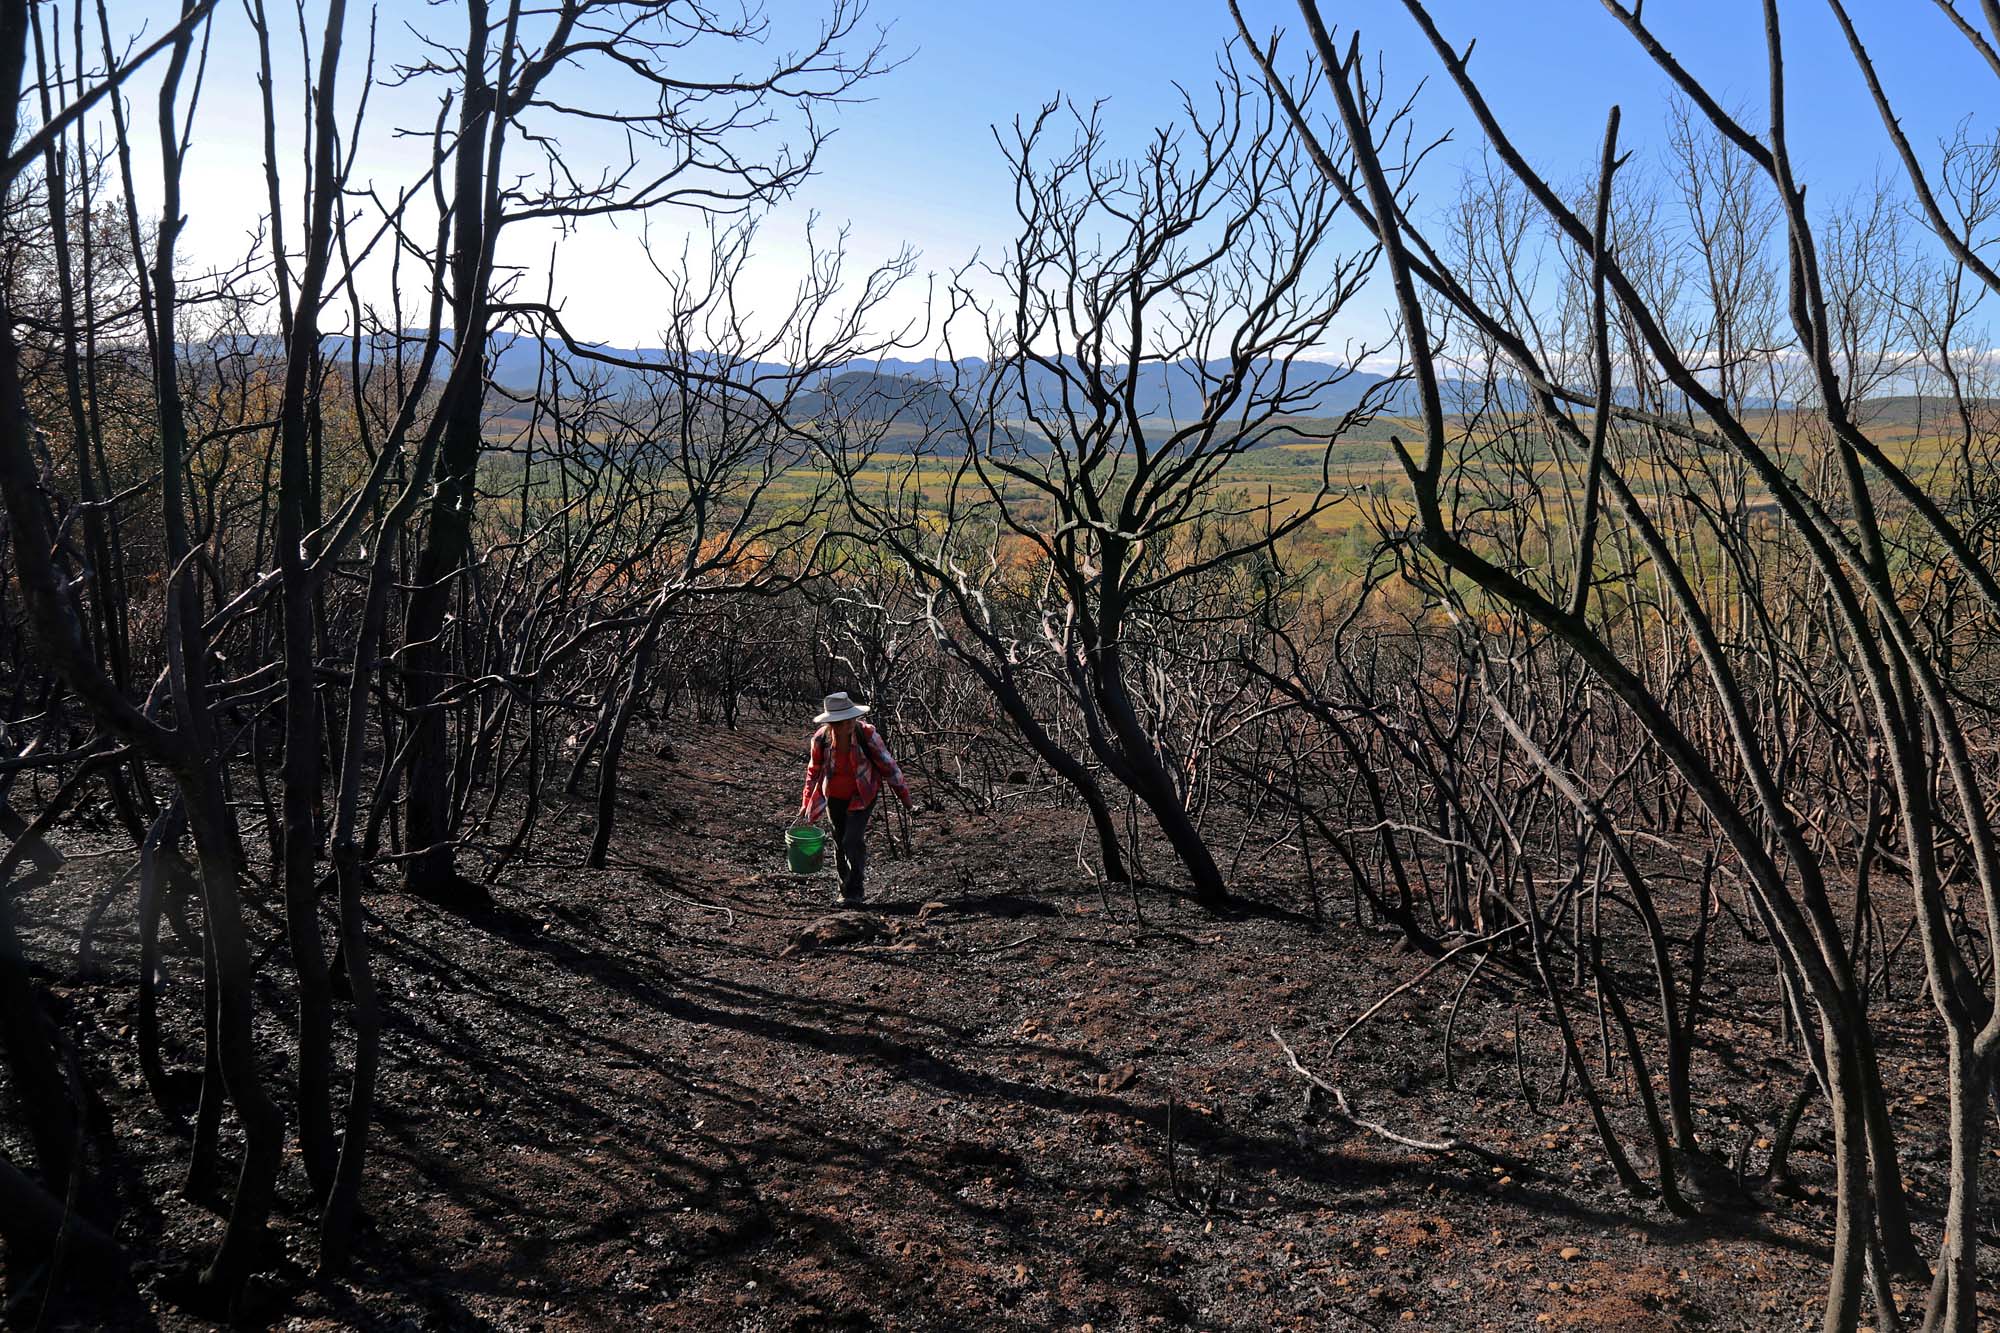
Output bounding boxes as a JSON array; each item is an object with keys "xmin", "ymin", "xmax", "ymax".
[
  {"xmin": 402, "ymin": 0, "xmax": 495, "ymax": 904},
  {"xmin": 1091, "ymin": 639, "xmax": 1229, "ymax": 909},
  {"xmin": 587, "ymin": 599, "xmax": 669, "ymax": 869},
  {"xmin": 268, "ymin": 0, "xmax": 349, "ymax": 1196},
  {"xmin": 953, "ymin": 648, "xmax": 1129, "ymax": 884}
]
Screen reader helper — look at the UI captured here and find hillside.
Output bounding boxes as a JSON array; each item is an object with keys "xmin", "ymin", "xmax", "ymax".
[{"xmin": 14, "ymin": 717, "xmax": 1958, "ymax": 1330}]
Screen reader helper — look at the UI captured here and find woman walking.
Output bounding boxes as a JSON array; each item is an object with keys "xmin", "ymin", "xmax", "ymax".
[{"xmin": 798, "ymin": 693, "xmax": 912, "ymax": 905}]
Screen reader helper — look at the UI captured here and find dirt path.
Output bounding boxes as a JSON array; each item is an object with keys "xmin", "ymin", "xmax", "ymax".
[{"xmin": 15, "ymin": 721, "xmax": 1980, "ymax": 1330}]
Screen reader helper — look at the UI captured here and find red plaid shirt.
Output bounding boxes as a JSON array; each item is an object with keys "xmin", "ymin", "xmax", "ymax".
[{"xmin": 801, "ymin": 722, "xmax": 911, "ymax": 819}]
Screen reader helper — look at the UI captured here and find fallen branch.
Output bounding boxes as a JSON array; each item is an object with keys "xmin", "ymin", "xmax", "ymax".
[
  {"xmin": 661, "ymin": 892, "xmax": 736, "ymax": 927},
  {"xmin": 1271, "ymin": 1026, "xmax": 1532, "ymax": 1174},
  {"xmin": 957, "ymin": 932, "xmax": 1037, "ymax": 956},
  {"xmin": 1326, "ymin": 922, "xmax": 1526, "ymax": 1056}
]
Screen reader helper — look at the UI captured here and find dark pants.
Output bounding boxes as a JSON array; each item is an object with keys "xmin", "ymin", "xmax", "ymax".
[{"xmin": 825, "ymin": 797, "xmax": 873, "ymax": 902}]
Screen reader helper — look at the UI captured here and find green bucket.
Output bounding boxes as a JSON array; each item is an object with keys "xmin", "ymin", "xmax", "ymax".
[{"xmin": 786, "ymin": 825, "xmax": 827, "ymax": 875}]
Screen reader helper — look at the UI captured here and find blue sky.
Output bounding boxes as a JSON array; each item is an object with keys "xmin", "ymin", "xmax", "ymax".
[
  {"xmin": 787, "ymin": 0, "xmax": 1989, "ymax": 308},
  {"xmin": 104, "ymin": 0, "xmax": 1997, "ymax": 353}
]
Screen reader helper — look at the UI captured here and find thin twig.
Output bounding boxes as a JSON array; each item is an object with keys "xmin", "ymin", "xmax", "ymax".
[
  {"xmin": 1271, "ymin": 1026, "xmax": 1530, "ymax": 1172},
  {"xmin": 660, "ymin": 892, "xmax": 735, "ymax": 927},
  {"xmin": 956, "ymin": 932, "xmax": 1037, "ymax": 956},
  {"xmin": 1326, "ymin": 922, "xmax": 1525, "ymax": 1056}
]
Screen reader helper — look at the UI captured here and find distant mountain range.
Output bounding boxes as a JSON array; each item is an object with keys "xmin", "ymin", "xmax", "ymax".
[
  {"xmin": 477, "ymin": 338, "xmax": 1801, "ymax": 421},
  {"xmin": 216, "ymin": 330, "xmax": 1818, "ymax": 427},
  {"xmin": 478, "ymin": 336, "xmax": 1419, "ymax": 419}
]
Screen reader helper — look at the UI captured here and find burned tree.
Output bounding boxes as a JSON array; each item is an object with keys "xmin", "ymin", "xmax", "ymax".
[
  {"xmin": 1236, "ymin": 1, "xmax": 2000, "ymax": 1327},
  {"xmin": 838, "ymin": 64, "xmax": 1393, "ymax": 910},
  {"xmin": 392, "ymin": 0, "xmax": 893, "ymax": 900}
]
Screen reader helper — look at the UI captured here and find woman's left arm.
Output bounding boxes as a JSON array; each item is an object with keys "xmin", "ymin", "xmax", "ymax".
[{"xmin": 868, "ymin": 728, "xmax": 913, "ymax": 807}]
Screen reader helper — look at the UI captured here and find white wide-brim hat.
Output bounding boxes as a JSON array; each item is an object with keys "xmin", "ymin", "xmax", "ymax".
[{"xmin": 813, "ymin": 691, "xmax": 871, "ymax": 724}]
